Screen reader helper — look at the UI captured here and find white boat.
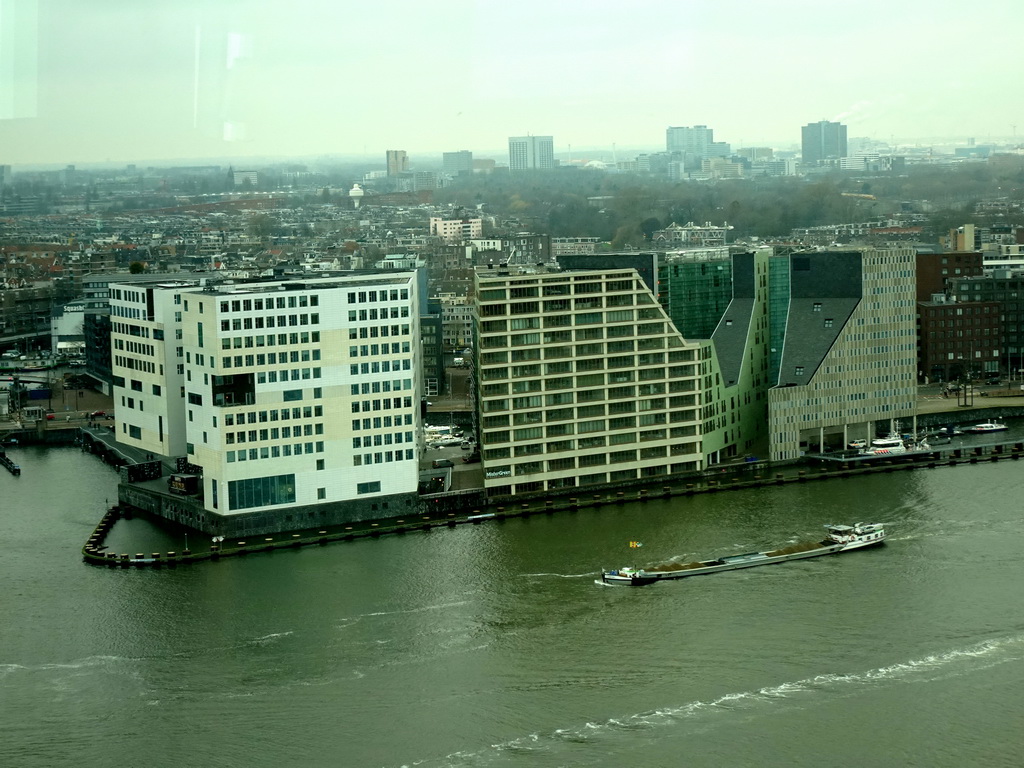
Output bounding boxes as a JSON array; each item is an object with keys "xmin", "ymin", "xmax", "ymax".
[
  {"xmin": 862, "ymin": 433, "xmax": 907, "ymax": 455},
  {"xmin": 962, "ymin": 422, "xmax": 1009, "ymax": 434},
  {"xmin": 601, "ymin": 523, "xmax": 886, "ymax": 586}
]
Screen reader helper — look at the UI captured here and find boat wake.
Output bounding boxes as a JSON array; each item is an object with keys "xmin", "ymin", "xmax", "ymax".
[
  {"xmin": 335, "ymin": 600, "xmax": 475, "ymax": 630},
  {"xmin": 396, "ymin": 633, "xmax": 1024, "ymax": 767},
  {"xmin": 520, "ymin": 572, "xmax": 599, "ymax": 579},
  {"xmin": 247, "ymin": 631, "xmax": 295, "ymax": 646}
]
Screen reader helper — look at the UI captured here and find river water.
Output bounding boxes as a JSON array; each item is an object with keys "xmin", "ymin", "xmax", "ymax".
[{"xmin": 2, "ymin": 438, "xmax": 1023, "ymax": 767}]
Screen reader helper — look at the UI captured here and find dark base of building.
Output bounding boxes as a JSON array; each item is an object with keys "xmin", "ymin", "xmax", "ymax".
[{"xmin": 117, "ymin": 482, "xmax": 423, "ymax": 538}]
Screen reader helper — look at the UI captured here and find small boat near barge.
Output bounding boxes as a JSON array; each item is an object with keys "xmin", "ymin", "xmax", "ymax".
[
  {"xmin": 962, "ymin": 422, "xmax": 1008, "ymax": 434},
  {"xmin": 601, "ymin": 523, "xmax": 885, "ymax": 586}
]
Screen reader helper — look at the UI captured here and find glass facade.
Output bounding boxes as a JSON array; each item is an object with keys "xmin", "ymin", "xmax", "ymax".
[{"xmin": 227, "ymin": 474, "xmax": 296, "ymax": 511}]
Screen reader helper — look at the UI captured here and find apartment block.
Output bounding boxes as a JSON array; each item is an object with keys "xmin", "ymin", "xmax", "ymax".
[
  {"xmin": 429, "ymin": 216, "xmax": 482, "ymax": 243},
  {"xmin": 474, "ymin": 267, "xmax": 703, "ymax": 497},
  {"xmin": 111, "ymin": 273, "xmax": 423, "ymax": 533},
  {"xmin": 508, "ymin": 136, "xmax": 554, "ymax": 171}
]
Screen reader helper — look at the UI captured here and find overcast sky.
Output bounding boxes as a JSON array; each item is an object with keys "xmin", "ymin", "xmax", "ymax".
[{"xmin": 1, "ymin": 0, "xmax": 1021, "ymax": 166}]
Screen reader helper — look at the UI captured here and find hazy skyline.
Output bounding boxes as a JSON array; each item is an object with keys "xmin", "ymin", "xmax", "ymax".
[{"xmin": 1, "ymin": 0, "xmax": 1021, "ymax": 166}]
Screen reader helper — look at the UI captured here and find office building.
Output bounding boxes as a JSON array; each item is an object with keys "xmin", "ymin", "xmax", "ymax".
[
  {"xmin": 386, "ymin": 150, "xmax": 409, "ymax": 176},
  {"xmin": 666, "ymin": 125, "xmax": 730, "ymax": 168},
  {"xmin": 110, "ymin": 273, "xmax": 423, "ymax": 535},
  {"xmin": 767, "ymin": 247, "xmax": 917, "ymax": 460},
  {"xmin": 474, "ymin": 266, "xmax": 703, "ymax": 497},
  {"xmin": 801, "ymin": 120, "xmax": 847, "ymax": 165},
  {"xmin": 508, "ymin": 135, "xmax": 554, "ymax": 171},
  {"xmin": 442, "ymin": 151, "xmax": 474, "ymax": 175}
]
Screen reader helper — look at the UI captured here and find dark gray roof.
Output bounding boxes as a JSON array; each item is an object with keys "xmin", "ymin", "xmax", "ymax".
[
  {"xmin": 776, "ymin": 297, "xmax": 859, "ymax": 384},
  {"xmin": 776, "ymin": 251, "xmax": 864, "ymax": 385},
  {"xmin": 711, "ymin": 297, "xmax": 754, "ymax": 385}
]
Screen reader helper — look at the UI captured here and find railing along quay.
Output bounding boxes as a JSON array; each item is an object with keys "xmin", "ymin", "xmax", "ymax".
[{"xmin": 82, "ymin": 439, "xmax": 1024, "ymax": 569}]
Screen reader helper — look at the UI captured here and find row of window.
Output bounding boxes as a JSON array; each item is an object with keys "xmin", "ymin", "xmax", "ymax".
[
  {"xmin": 114, "ymin": 339, "xmax": 155, "ymax": 356},
  {"xmin": 224, "ymin": 405, "xmax": 324, "ymax": 425},
  {"xmin": 483, "ymin": 428, "xmax": 694, "ymax": 458},
  {"xmin": 483, "ymin": 365, "xmax": 693, "ymax": 388},
  {"xmin": 485, "ymin": 396, "xmax": 670, "ymax": 412},
  {"xmin": 113, "ymin": 356, "xmax": 157, "ymax": 374},
  {"xmin": 112, "ymin": 322, "xmax": 150, "ymax": 338},
  {"xmin": 352, "ymin": 449, "xmax": 415, "ymax": 465},
  {"xmin": 226, "ymin": 442, "xmax": 325, "ymax": 462},
  {"xmin": 353, "ymin": 432, "xmax": 414, "ymax": 448},
  {"xmin": 253, "ymin": 368, "xmax": 322, "ymax": 383},
  {"xmin": 347, "ymin": 324, "xmax": 412, "ymax": 340},
  {"xmin": 484, "ymin": 411, "xmax": 697, "ymax": 443},
  {"xmin": 487, "ymin": 446, "xmax": 687, "ymax": 476},
  {"xmin": 350, "ymin": 379, "xmax": 413, "ymax": 395},
  {"xmin": 225, "ymin": 423, "xmax": 324, "ymax": 443},
  {"xmin": 349, "ymin": 342, "xmax": 411, "ymax": 357},
  {"xmin": 348, "ymin": 307, "xmax": 410, "ymax": 321},
  {"xmin": 486, "ymin": 462, "xmax": 701, "ymax": 493},
  {"xmin": 347, "ymin": 289, "xmax": 410, "ymax": 303},
  {"xmin": 220, "ymin": 313, "xmax": 320, "ymax": 332},
  {"xmin": 223, "ymin": 352, "xmax": 321, "ymax": 369},
  {"xmin": 219, "ymin": 295, "xmax": 319, "ymax": 313},
  {"xmin": 111, "ymin": 304, "xmax": 145, "ymax": 319},
  {"xmin": 483, "ymin": 380, "xmax": 687, "ymax": 397},
  {"xmin": 350, "ymin": 360, "xmax": 413, "ymax": 375},
  {"xmin": 112, "ymin": 288, "xmax": 145, "ymax": 303},
  {"xmin": 351, "ymin": 397, "xmax": 414, "ymax": 412},
  {"xmin": 220, "ymin": 331, "xmax": 321, "ymax": 349},
  {"xmin": 352, "ymin": 415, "xmax": 414, "ymax": 430},
  {"xmin": 478, "ymin": 278, "xmax": 636, "ymax": 302},
  {"xmin": 481, "ymin": 349, "xmax": 691, "ymax": 367}
]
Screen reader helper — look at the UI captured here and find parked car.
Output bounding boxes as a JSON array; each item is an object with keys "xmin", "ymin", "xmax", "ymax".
[
  {"xmin": 848, "ymin": 439, "xmax": 867, "ymax": 450},
  {"xmin": 432, "ymin": 459, "xmax": 455, "ymax": 469},
  {"xmin": 463, "ymin": 452, "xmax": 480, "ymax": 464}
]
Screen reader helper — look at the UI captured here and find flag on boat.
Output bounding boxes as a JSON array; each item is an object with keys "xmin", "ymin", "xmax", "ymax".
[{"xmin": 629, "ymin": 541, "xmax": 643, "ymax": 548}]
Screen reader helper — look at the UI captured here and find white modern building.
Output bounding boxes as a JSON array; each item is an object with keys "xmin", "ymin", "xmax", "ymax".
[{"xmin": 111, "ymin": 273, "xmax": 423, "ymax": 533}]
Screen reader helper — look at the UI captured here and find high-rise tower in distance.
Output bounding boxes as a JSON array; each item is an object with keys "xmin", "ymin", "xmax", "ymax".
[
  {"xmin": 801, "ymin": 121, "xmax": 847, "ymax": 166},
  {"xmin": 386, "ymin": 149, "xmax": 408, "ymax": 176},
  {"xmin": 508, "ymin": 136, "xmax": 554, "ymax": 171}
]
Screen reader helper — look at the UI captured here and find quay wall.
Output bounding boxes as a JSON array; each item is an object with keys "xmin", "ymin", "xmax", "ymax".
[
  {"xmin": 86, "ymin": 438, "xmax": 1024, "ymax": 569},
  {"xmin": 117, "ymin": 483, "xmax": 424, "ymax": 538}
]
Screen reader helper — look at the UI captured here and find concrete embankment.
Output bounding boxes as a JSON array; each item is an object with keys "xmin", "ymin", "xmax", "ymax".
[{"xmin": 84, "ymin": 438, "xmax": 1024, "ymax": 569}]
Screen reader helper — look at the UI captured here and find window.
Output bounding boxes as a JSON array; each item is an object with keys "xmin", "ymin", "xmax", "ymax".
[{"xmin": 357, "ymin": 481, "xmax": 381, "ymax": 494}]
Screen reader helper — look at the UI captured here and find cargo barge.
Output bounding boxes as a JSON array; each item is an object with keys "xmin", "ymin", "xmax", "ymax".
[{"xmin": 601, "ymin": 523, "xmax": 885, "ymax": 586}]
